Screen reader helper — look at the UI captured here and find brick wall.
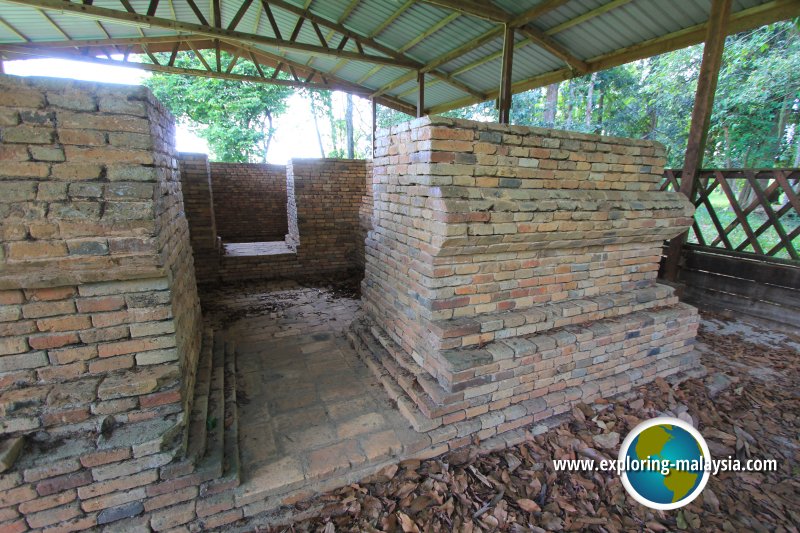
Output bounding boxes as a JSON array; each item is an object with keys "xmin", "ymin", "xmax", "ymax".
[
  {"xmin": 0, "ymin": 76, "xmax": 203, "ymax": 531},
  {"xmin": 357, "ymin": 161, "xmax": 374, "ymax": 268},
  {"xmin": 209, "ymin": 162, "xmax": 287, "ymax": 243},
  {"xmin": 288, "ymin": 159, "xmax": 366, "ymax": 274},
  {"xmin": 178, "ymin": 154, "xmax": 219, "ymax": 285},
  {"xmin": 175, "ymin": 156, "xmax": 368, "ymax": 283},
  {"xmin": 354, "ymin": 116, "xmax": 701, "ymax": 435}
]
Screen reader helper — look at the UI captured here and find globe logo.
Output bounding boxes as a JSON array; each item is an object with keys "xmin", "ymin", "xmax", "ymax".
[{"xmin": 619, "ymin": 416, "xmax": 711, "ymax": 510}]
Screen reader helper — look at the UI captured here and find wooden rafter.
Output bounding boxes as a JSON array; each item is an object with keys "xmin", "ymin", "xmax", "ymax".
[
  {"xmin": 0, "ymin": 43, "xmax": 372, "ymax": 92},
  {"xmin": 418, "ymin": 0, "xmax": 508, "ymax": 23},
  {"xmin": 262, "ymin": 0, "xmax": 484, "ymax": 100},
  {"xmin": 509, "ymin": 0, "xmax": 571, "ymax": 27},
  {"xmin": 516, "ymin": 24, "xmax": 588, "ymax": 72},
  {"xmin": 427, "ymin": 0, "xmax": 799, "ymax": 114},
  {"xmin": 372, "ymin": 0, "xmax": 573, "ymax": 98},
  {"xmin": 3, "ymin": 0, "xmax": 416, "ymax": 68},
  {"xmin": 545, "ymin": 0, "xmax": 635, "ymax": 35}
]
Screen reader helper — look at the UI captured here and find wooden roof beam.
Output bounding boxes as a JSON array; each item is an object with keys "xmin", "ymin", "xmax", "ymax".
[
  {"xmin": 3, "ymin": 0, "xmax": 414, "ymax": 68},
  {"xmin": 517, "ymin": 24, "xmax": 588, "ymax": 72},
  {"xmin": 664, "ymin": 0, "xmax": 732, "ymax": 281},
  {"xmin": 427, "ymin": 0, "xmax": 800, "ymax": 114},
  {"xmin": 418, "ymin": 0, "xmax": 509, "ymax": 23},
  {"xmin": 509, "ymin": 0, "xmax": 570, "ymax": 27},
  {"xmin": 264, "ymin": 0, "xmax": 484, "ymax": 100}
]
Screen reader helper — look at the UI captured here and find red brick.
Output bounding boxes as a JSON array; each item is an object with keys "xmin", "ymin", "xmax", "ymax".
[
  {"xmin": 76, "ymin": 296, "xmax": 125, "ymax": 313},
  {"xmin": 37, "ymin": 362, "xmax": 85, "ymax": 382},
  {"xmin": 23, "ymin": 458, "xmax": 81, "ymax": 483},
  {"xmin": 0, "ymin": 519, "xmax": 27, "ymax": 533},
  {"xmin": 201, "ymin": 508, "xmax": 243, "ymax": 529},
  {"xmin": 77, "ymin": 470, "xmax": 158, "ymax": 500},
  {"xmin": 88, "ymin": 355, "xmax": 133, "ymax": 374},
  {"xmin": 48, "ymin": 345, "xmax": 97, "ymax": 365},
  {"xmin": 25, "ymin": 501, "xmax": 81, "ymax": 529},
  {"xmin": 80, "ymin": 448, "xmax": 131, "ymax": 468},
  {"xmin": 42, "ymin": 408, "xmax": 90, "ymax": 426},
  {"xmin": 18, "ymin": 489, "xmax": 76, "ymax": 514},
  {"xmin": 36, "ymin": 470, "xmax": 93, "ymax": 497},
  {"xmin": 98, "ymin": 336, "xmax": 174, "ymax": 358},
  {"xmin": 25, "ymin": 287, "xmax": 76, "ymax": 302},
  {"xmin": 7, "ymin": 241, "xmax": 68, "ymax": 261},
  {"xmin": 144, "ymin": 474, "xmax": 200, "ymax": 497},
  {"xmin": 29, "ymin": 332, "xmax": 80, "ymax": 350},
  {"xmin": 143, "ymin": 486, "xmax": 197, "ymax": 512},
  {"xmin": 36, "ymin": 315, "xmax": 92, "ymax": 333},
  {"xmin": 0, "ymin": 290, "xmax": 24, "ymax": 305},
  {"xmin": 139, "ymin": 389, "xmax": 180, "ymax": 409},
  {"xmin": 0, "ymin": 484, "xmax": 37, "ymax": 507}
]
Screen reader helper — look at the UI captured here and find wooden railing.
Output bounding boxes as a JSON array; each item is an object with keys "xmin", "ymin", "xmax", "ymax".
[{"xmin": 660, "ymin": 169, "xmax": 800, "ymax": 260}]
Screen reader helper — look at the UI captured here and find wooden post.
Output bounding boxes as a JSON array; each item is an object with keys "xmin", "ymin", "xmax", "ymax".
[
  {"xmin": 0, "ymin": 56, "xmax": 5, "ymax": 74},
  {"xmin": 416, "ymin": 71, "xmax": 425, "ymax": 118},
  {"xmin": 371, "ymin": 98, "xmax": 377, "ymax": 159},
  {"xmin": 663, "ymin": 0, "xmax": 731, "ymax": 282},
  {"xmin": 498, "ymin": 24, "xmax": 514, "ymax": 124}
]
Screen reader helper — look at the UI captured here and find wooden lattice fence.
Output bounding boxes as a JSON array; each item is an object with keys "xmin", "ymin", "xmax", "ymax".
[{"xmin": 661, "ymin": 169, "xmax": 800, "ymax": 260}]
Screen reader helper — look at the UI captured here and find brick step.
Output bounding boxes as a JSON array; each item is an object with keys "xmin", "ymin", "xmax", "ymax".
[
  {"xmin": 427, "ymin": 284, "xmax": 676, "ymax": 350},
  {"xmin": 353, "ymin": 313, "xmax": 703, "ymax": 439},
  {"xmin": 195, "ymin": 333, "xmax": 226, "ymax": 481},
  {"xmin": 200, "ymin": 339, "xmax": 242, "ymax": 496},
  {"xmin": 353, "ymin": 304, "xmax": 700, "ymax": 422},
  {"xmin": 186, "ymin": 328, "xmax": 215, "ymax": 463}
]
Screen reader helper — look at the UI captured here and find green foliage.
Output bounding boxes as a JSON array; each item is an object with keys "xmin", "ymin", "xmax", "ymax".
[
  {"xmin": 436, "ymin": 22, "xmax": 799, "ymax": 169},
  {"xmin": 143, "ymin": 51, "xmax": 292, "ymax": 162}
]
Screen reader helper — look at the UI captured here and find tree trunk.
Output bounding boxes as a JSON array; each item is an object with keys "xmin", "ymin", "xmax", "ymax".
[
  {"xmin": 262, "ymin": 111, "xmax": 274, "ymax": 163},
  {"xmin": 345, "ymin": 93, "xmax": 354, "ymax": 159},
  {"xmin": 585, "ymin": 72, "xmax": 597, "ymax": 128},
  {"xmin": 565, "ymin": 81, "xmax": 574, "ymax": 129},
  {"xmin": 309, "ymin": 93, "xmax": 325, "ymax": 157},
  {"xmin": 772, "ymin": 94, "xmax": 790, "ymax": 165},
  {"xmin": 595, "ymin": 91, "xmax": 604, "ymax": 135},
  {"xmin": 543, "ymin": 82, "xmax": 559, "ymax": 127},
  {"xmin": 794, "ymin": 134, "xmax": 800, "ymax": 167}
]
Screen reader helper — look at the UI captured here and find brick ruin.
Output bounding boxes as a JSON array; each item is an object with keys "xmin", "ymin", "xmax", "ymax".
[
  {"xmin": 0, "ymin": 77, "xmax": 702, "ymax": 531},
  {"xmin": 177, "ymin": 154, "xmax": 366, "ymax": 283},
  {"xmin": 208, "ymin": 162, "xmax": 288, "ymax": 243},
  {"xmin": 352, "ymin": 117, "xmax": 701, "ymax": 436},
  {"xmin": 0, "ymin": 75, "xmax": 206, "ymax": 530}
]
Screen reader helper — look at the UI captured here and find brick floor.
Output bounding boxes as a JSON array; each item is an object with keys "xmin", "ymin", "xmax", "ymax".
[{"xmin": 202, "ymin": 280, "xmax": 429, "ymax": 506}]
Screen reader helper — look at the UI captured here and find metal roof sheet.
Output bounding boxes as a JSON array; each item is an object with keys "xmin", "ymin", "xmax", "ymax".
[{"xmin": 0, "ymin": 0, "xmax": 795, "ymax": 115}]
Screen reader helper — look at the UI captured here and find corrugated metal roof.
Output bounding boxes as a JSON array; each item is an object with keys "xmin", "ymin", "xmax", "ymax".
[{"xmin": 0, "ymin": 0, "xmax": 795, "ymax": 115}]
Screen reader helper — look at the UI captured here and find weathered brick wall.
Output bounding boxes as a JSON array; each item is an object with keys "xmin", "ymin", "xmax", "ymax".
[
  {"xmin": 288, "ymin": 159, "xmax": 365, "ymax": 274},
  {"xmin": 356, "ymin": 161, "xmax": 374, "ymax": 268},
  {"xmin": 354, "ymin": 116, "xmax": 701, "ymax": 436},
  {"xmin": 178, "ymin": 153, "xmax": 219, "ymax": 284},
  {"xmin": 0, "ymin": 76, "xmax": 203, "ymax": 530},
  {"xmin": 215, "ymin": 159, "xmax": 367, "ymax": 282},
  {"xmin": 209, "ymin": 162, "xmax": 288, "ymax": 243}
]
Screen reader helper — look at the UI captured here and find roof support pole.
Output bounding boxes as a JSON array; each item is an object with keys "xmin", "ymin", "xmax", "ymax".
[
  {"xmin": 417, "ymin": 71, "xmax": 425, "ymax": 118},
  {"xmin": 663, "ymin": 0, "xmax": 732, "ymax": 282},
  {"xmin": 372, "ymin": 98, "xmax": 377, "ymax": 158},
  {"xmin": 498, "ymin": 24, "xmax": 515, "ymax": 124},
  {"xmin": 0, "ymin": 57, "xmax": 4, "ymax": 74}
]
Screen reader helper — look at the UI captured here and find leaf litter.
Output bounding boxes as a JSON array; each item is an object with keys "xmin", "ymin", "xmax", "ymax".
[{"xmin": 254, "ymin": 312, "xmax": 798, "ymax": 533}]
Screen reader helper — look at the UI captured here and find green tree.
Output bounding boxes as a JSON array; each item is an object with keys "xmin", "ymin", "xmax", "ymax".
[{"xmin": 143, "ymin": 50, "xmax": 293, "ymax": 162}]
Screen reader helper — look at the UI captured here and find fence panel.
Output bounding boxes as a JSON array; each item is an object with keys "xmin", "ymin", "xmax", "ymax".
[{"xmin": 661, "ymin": 169, "xmax": 800, "ymax": 260}]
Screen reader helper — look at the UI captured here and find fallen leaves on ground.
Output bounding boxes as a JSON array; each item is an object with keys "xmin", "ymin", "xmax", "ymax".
[{"xmin": 262, "ymin": 313, "xmax": 799, "ymax": 532}]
